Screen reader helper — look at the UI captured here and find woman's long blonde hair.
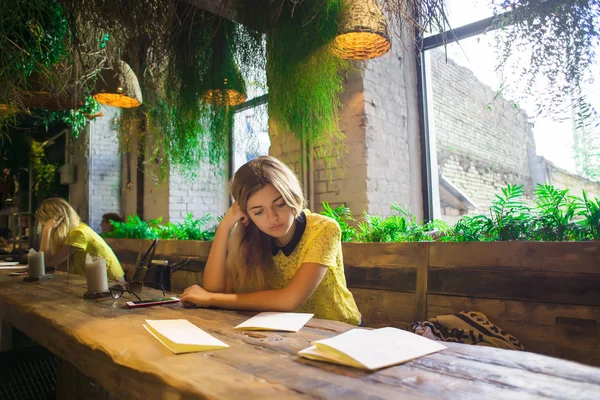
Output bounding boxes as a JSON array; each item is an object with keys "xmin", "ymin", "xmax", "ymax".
[
  {"xmin": 226, "ymin": 156, "xmax": 305, "ymax": 293},
  {"xmin": 35, "ymin": 198, "xmax": 81, "ymax": 255}
]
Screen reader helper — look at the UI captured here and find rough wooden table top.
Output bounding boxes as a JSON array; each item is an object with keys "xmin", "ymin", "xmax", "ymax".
[{"xmin": 0, "ymin": 272, "xmax": 599, "ymax": 400}]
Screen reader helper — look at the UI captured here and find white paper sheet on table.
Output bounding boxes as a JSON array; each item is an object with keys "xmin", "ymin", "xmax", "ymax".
[
  {"xmin": 0, "ymin": 262, "xmax": 26, "ymax": 269},
  {"xmin": 234, "ymin": 312, "xmax": 314, "ymax": 332},
  {"xmin": 143, "ymin": 319, "xmax": 229, "ymax": 354},
  {"xmin": 298, "ymin": 327, "xmax": 446, "ymax": 370}
]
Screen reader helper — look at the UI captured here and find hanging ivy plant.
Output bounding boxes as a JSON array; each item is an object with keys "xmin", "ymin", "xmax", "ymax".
[
  {"xmin": 36, "ymin": 95, "xmax": 100, "ymax": 137},
  {"xmin": 265, "ymin": 0, "xmax": 348, "ymax": 164},
  {"xmin": 138, "ymin": 10, "xmax": 264, "ymax": 179},
  {"xmin": 491, "ymin": 0, "xmax": 600, "ymax": 120},
  {"xmin": 0, "ymin": 0, "xmax": 70, "ymax": 91},
  {"xmin": 0, "ymin": 0, "xmax": 110, "ymax": 138},
  {"xmin": 0, "ymin": 0, "xmax": 70, "ymax": 130},
  {"xmin": 2, "ymin": 0, "xmax": 459, "ymax": 177}
]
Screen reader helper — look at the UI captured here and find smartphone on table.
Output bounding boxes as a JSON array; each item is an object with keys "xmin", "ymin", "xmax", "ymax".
[{"xmin": 126, "ymin": 297, "xmax": 180, "ymax": 308}]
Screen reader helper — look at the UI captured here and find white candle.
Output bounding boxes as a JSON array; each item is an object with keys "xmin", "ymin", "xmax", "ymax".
[
  {"xmin": 28, "ymin": 249, "xmax": 45, "ymax": 278},
  {"xmin": 85, "ymin": 254, "xmax": 108, "ymax": 293}
]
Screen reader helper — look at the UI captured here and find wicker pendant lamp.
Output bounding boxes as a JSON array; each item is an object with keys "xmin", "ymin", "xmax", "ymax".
[
  {"xmin": 201, "ymin": 24, "xmax": 247, "ymax": 107},
  {"xmin": 93, "ymin": 60, "xmax": 143, "ymax": 108},
  {"xmin": 331, "ymin": 0, "xmax": 391, "ymax": 60}
]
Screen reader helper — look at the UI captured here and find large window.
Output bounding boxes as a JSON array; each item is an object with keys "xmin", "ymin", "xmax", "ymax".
[
  {"xmin": 232, "ymin": 101, "xmax": 269, "ymax": 173},
  {"xmin": 421, "ymin": 1, "xmax": 600, "ymax": 223},
  {"xmin": 231, "ymin": 44, "xmax": 269, "ymax": 174}
]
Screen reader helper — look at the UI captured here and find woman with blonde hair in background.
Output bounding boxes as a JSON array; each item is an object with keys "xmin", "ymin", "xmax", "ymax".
[
  {"xmin": 36, "ymin": 198, "xmax": 125, "ymax": 281},
  {"xmin": 181, "ymin": 156, "xmax": 361, "ymax": 325}
]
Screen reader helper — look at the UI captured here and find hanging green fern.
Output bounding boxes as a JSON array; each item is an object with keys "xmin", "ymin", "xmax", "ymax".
[
  {"xmin": 140, "ymin": 10, "xmax": 263, "ymax": 178},
  {"xmin": 266, "ymin": 0, "xmax": 349, "ymax": 163}
]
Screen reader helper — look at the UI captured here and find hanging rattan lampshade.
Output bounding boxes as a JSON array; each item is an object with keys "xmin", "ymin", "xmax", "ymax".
[
  {"xmin": 331, "ymin": 0, "xmax": 391, "ymax": 60},
  {"xmin": 93, "ymin": 60, "xmax": 143, "ymax": 108},
  {"xmin": 201, "ymin": 26, "xmax": 247, "ymax": 107}
]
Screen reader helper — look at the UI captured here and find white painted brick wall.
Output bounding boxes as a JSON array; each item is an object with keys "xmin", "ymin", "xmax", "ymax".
[
  {"xmin": 362, "ymin": 20, "xmax": 422, "ymax": 219},
  {"xmin": 270, "ymin": 21, "xmax": 421, "ymax": 221},
  {"xmin": 429, "ymin": 49, "xmax": 534, "ymax": 216},
  {"xmin": 88, "ymin": 105, "xmax": 121, "ymax": 232},
  {"xmin": 546, "ymin": 161, "xmax": 600, "ymax": 200},
  {"xmin": 168, "ymin": 164, "xmax": 228, "ymax": 225},
  {"xmin": 269, "ymin": 67, "xmax": 370, "ymax": 219}
]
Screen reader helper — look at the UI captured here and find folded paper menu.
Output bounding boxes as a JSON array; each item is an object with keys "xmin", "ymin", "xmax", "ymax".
[
  {"xmin": 143, "ymin": 319, "xmax": 229, "ymax": 354},
  {"xmin": 234, "ymin": 312, "xmax": 314, "ymax": 332},
  {"xmin": 0, "ymin": 262, "xmax": 25, "ymax": 269},
  {"xmin": 0, "ymin": 262, "xmax": 20, "ymax": 266},
  {"xmin": 298, "ymin": 327, "xmax": 446, "ymax": 370}
]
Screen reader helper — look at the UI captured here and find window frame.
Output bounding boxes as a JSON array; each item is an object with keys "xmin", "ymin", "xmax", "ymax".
[{"xmin": 417, "ymin": 9, "xmax": 514, "ymax": 221}]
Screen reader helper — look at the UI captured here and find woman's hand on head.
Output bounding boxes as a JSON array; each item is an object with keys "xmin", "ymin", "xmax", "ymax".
[
  {"xmin": 180, "ymin": 284, "xmax": 214, "ymax": 307},
  {"xmin": 43, "ymin": 217, "xmax": 64, "ymax": 231},
  {"xmin": 220, "ymin": 201, "xmax": 249, "ymax": 232}
]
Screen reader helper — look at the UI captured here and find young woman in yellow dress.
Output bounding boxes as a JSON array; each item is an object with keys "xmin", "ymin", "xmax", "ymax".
[
  {"xmin": 180, "ymin": 156, "xmax": 361, "ymax": 325},
  {"xmin": 35, "ymin": 198, "xmax": 125, "ymax": 282}
]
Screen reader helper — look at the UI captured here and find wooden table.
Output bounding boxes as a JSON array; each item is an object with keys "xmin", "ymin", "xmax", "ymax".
[{"xmin": 0, "ymin": 272, "xmax": 599, "ymax": 399}]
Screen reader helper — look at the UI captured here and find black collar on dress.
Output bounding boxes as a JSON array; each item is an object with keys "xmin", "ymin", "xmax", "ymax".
[{"xmin": 271, "ymin": 211, "xmax": 306, "ymax": 257}]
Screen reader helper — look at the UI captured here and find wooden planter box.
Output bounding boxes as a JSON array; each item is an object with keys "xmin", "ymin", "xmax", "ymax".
[{"xmin": 105, "ymin": 238, "xmax": 600, "ymax": 366}]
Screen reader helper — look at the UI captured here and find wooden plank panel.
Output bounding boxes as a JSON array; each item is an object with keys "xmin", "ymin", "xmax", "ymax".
[
  {"xmin": 342, "ymin": 242, "xmax": 423, "ymax": 268},
  {"xmin": 428, "ymin": 267, "xmax": 600, "ymax": 306},
  {"xmin": 170, "ymin": 271, "xmax": 203, "ymax": 293},
  {"xmin": 427, "ymin": 294, "xmax": 600, "ymax": 367},
  {"xmin": 429, "ymin": 242, "xmax": 600, "ymax": 273},
  {"xmin": 111, "ymin": 249, "xmax": 138, "ymax": 264},
  {"xmin": 414, "ymin": 244, "xmax": 429, "ymax": 322},
  {"xmin": 345, "ymin": 265, "xmax": 416, "ymax": 291},
  {"xmin": 106, "ymin": 238, "xmax": 212, "ymax": 260},
  {"xmin": 155, "ymin": 240, "xmax": 212, "ymax": 258},
  {"xmin": 349, "ymin": 288, "xmax": 415, "ymax": 329},
  {"xmin": 104, "ymin": 238, "xmax": 143, "ymax": 253}
]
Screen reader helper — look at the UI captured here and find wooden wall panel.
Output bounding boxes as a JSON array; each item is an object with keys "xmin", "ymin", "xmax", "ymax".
[
  {"xmin": 349, "ymin": 288, "xmax": 414, "ymax": 330},
  {"xmin": 428, "ymin": 267, "xmax": 600, "ymax": 307},
  {"xmin": 428, "ymin": 294, "xmax": 600, "ymax": 366},
  {"xmin": 429, "ymin": 242, "xmax": 600, "ymax": 273}
]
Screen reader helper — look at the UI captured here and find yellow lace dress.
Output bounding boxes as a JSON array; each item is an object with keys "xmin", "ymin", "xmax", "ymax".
[
  {"xmin": 268, "ymin": 210, "xmax": 361, "ymax": 325},
  {"xmin": 66, "ymin": 223, "xmax": 125, "ymax": 281}
]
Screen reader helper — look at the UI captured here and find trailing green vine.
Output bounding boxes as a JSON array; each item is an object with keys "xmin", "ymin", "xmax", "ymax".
[
  {"xmin": 266, "ymin": 0, "xmax": 349, "ymax": 164},
  {"xmin": 492, "ymin": 0, "xmax": 600, "ymax": 122}
]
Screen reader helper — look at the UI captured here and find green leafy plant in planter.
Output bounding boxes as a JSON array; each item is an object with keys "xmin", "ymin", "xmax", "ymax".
[
  {"xmin": 320, "ymin": 202, "xmax": 357, "ymax": 242},
  {"xmin": 438, "ymin": 183, "xmax": 531, "ymax": 242},
  {"xmin": 440, "ymin": 215, "xmax": 495, "ymax": 243},
  {"xmin": 488, "ymin": 184, "xmax": 531, "ymax": 241},
  {"xmin": 574, "ymin": 190, "xmax": 600, "ymax": 240},
  {"xmin": 161, "ymin": 214, "xmax": 217, "ymax": 241},
  {"xmin": 104, "ymin": 214, "xmax": 217, "ymax": 241},
  {"xmin": 531, "ymin": 184, "xmax": 579, "ymax": 241},
  {"xmin": 338, "ymin": 203, "xmax": 449, "ymax": 243},
  {"xmin": 104, "ymin": 216, "xmax": 160, "ymax": 240}
]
